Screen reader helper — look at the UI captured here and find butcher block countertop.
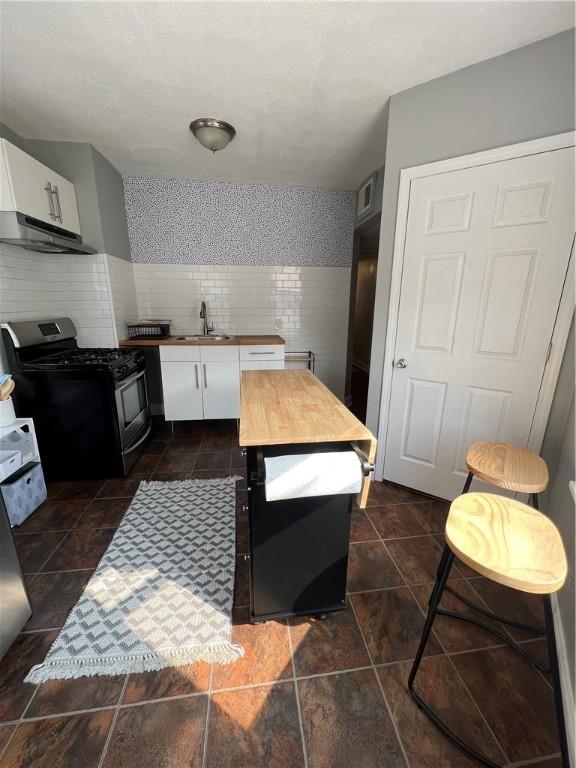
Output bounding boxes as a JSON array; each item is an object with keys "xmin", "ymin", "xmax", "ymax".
[
  {"xmin": 239, "ymin": 369, "xmax": 375, "ymax": 447},
  {"xmin": 120, "ymin": 334, "xmax": 285, "ymax": 347}
]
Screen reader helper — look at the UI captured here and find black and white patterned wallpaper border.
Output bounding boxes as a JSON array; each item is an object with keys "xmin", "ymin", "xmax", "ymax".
[{"xmin": 123, "ymin": 176, "xmax": 355, "ymax": 267}]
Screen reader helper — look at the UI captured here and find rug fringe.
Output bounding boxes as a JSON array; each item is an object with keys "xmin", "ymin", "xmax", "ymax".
[
  {"xmin": 24, "ymin": 643, "xmax": 244, "ymax": 683},
  {"xmin": 139, "ymin": 476, "xmax": 242, "ymax": 489}
]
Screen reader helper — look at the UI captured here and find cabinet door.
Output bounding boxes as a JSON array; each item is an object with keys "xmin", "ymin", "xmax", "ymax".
[
  {"xmin": 2, "ymin": 140, "xmax": 55, "ymax": 224},
  {"xmin": 1, "ymin": 140, "xmax": 81, "ymax": 235},
  {"xmin": 50, "ymin": 176, "xmax": 81, "ymax": 235},
  {"xmin": 201, "ymin": 361, "xmax": 240, "ymax": 419},
  {"xmin": 161, "ymin": 361, "xmax": 203, "ymax": 421},
  {"xmin": 240, "ymin": 360, "xmax": 285, "ymax": 371}
]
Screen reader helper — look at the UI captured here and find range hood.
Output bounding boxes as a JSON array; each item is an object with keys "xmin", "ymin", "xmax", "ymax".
[{"xmin": 0, "ymin": 211, "xmax": 97, "ymax": 255}]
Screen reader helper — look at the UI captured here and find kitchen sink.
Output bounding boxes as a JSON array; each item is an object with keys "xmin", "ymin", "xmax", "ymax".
[{"xmin": 173, "ymin": 334, "xmax": 231, "ymax": 341}]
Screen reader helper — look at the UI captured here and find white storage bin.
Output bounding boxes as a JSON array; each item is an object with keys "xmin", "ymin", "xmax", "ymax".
[
  {"xmin": 0, "ymin": 429, "xmax": 35, "ymax": 465},
  {"xmin": 1, "ymin": 462, "xmax": 47, "ymax": 527},
  {"xmin": 0, "ymin": 449, "xmax": 22, "ymax": 483}
]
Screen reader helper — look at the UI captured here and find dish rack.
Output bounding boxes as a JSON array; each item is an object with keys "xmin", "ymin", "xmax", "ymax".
[{"xmin": 126, "ymin": 319, "xmax": 171, "ymax": 340}]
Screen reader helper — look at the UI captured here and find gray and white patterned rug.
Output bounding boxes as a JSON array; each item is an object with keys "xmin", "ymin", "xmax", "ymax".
[{"xmin": 26, "ymin": 477, "xmax": 243, "ymax": 682}]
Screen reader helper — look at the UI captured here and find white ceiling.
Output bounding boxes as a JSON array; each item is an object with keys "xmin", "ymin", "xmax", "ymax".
[{"xmin": 1, "ymin": 2, "xmax": 573, "ymax": 189}]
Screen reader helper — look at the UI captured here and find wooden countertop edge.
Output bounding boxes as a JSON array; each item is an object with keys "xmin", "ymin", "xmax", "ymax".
[
  {"xmin": 238, "ymin": 432, "xmax": 375, "ymax": 447},
  {"xmin": 119, "ymin": 335, "xmax": 285, "ymax": 347}
]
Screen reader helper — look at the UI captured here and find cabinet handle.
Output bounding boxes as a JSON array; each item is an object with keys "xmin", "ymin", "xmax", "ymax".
[
  {"xmin": 51, "ymin": 185, "xmax": 62, "ymax": 223},
  {"xmin": 203, "ymin": 363, "xmax": 207, "ymax": 388},
  {"xmin": 44, "ymin": 182, "xmax": 56, "ymax": 220},
  {"xmin": 194, "ymin": 364, "xmax": 199, "ymax": 389},
  {"xmin": 249, "ymin": 351, "xmax": 274, "ymax": 355}
]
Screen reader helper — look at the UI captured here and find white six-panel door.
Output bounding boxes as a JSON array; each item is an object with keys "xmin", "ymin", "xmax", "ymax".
[{"xmin": 384, "ymin": 147, "xmax": 574, "ymax": 500}]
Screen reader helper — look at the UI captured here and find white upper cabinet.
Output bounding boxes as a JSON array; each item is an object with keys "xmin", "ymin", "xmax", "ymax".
[{"xmin": 0, "ymin": 139, "xmax": 81, "ymax": 235}]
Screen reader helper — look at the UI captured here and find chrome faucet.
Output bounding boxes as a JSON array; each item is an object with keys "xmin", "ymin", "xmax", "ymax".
[{"xmin": 200, "ymin": 301, "xmax": 212, "ymax": 336}]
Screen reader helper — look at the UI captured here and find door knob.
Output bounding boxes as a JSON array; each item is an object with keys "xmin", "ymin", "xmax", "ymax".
[{"xmin": 396, "ymin": 358, "xmax": 408, "ymax": 369}]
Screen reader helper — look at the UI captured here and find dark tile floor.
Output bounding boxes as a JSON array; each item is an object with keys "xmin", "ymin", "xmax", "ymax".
[{"xmin": 0, "ymin": 419, "xmax": 562, "ymax": 768}]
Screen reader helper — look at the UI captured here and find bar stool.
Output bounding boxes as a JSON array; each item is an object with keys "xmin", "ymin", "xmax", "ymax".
[
  {"xmin": 408, "ymin": 492, "xmax": 568, "ymax": 768},
  {"xmin": 448, "ymin": 441, "xmax": 551, "ymax": 637},
  {"xmin": 462, "ymin": 441, "xmax": 549, "ymax": 508}
]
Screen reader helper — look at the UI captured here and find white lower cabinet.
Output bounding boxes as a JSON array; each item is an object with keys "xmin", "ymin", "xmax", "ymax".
[
  {"xmin": 240, "ymin": 360, "xmax": 284, "ymax": 371},
  {"xmin": 160, "ymin": 344, "xmax": 284, "ymax": 421}
]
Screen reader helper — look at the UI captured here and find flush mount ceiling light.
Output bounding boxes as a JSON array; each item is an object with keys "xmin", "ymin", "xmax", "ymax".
[{"xmin": 189, "ymin": 118, "xmax": 236, "ymax": 153}]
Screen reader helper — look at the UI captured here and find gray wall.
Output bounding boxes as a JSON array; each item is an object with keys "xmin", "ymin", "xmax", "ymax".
[
  {"xmin": 541, "ymin": 315, "xmax": 575, "ymax": 685},
  {"xmin": 546, "ymin": 400, "xmax": 575, "ymax": 685},
  {"xmin": 0, "ymin": 121, "xmax": 28, "ymax": 153},
  {"xmin": 91, "ymin": 148, "xmax": 132, "ymax": 261},
  {"xmin": 366, "ymin": 28, "xmax": 576, "ymax": 432},
  {"xmin": 0, "ymin": 123, "xmax": 131, "ymax": 261}
]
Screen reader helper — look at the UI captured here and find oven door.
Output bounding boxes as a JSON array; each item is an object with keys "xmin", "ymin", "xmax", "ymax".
[{"xmin": 114, "ymin": 369, "xmax": 150, "ymax": 450}]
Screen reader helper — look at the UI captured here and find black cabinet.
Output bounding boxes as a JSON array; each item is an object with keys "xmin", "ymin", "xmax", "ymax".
[{"xmin": 246, "ymin": 442, "xmax": 354, "ymax": 621}]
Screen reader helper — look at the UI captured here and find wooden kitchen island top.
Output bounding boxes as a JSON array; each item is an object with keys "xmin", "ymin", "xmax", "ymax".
[{"xmin": 239, "ymin": 369, "xmax": 376, "ymax": 447}]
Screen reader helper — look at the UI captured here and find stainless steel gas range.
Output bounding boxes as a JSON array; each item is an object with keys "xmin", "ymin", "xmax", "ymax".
[{"xmin": 1, "ymin": 318, "xmax": 151, "ymax": 480}]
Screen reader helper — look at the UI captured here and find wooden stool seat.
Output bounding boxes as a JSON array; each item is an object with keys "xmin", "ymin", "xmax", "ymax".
[
  {"xmin": 465, "ymin": 441, "xmax": 549, "ymax": 494},
  {"xmin": 446, "ymin": 492, "xmax": 567, "ymax": 595}
]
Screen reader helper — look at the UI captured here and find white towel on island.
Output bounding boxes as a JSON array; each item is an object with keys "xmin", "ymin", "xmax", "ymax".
[{"xmin": 264, "ymin": 452, "xmax": 363, "ymax": 501}]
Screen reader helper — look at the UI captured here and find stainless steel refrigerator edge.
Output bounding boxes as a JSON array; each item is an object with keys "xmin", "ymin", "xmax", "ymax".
[{"xmin": 0, "ymin": 497, "xmax": 32, "ymax": 659}]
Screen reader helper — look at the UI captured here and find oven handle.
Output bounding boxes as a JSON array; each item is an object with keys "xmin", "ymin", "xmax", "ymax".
[
  {"xmin": 123, "ymin": 424, "xmax": 152, "ymax": 455},
  {"xmin": 116, "ymin": 369, "xmax": 146, "ymax": 393}
]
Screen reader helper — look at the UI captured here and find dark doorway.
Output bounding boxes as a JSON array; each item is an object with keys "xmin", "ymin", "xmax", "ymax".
[{"xmin": 345, "ymin": 213, "xmax": 381, "ymax": 423}]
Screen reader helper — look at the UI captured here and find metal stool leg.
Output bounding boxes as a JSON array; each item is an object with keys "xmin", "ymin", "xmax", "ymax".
[
  {"xmin": 443, "ymin": 584, "xmax": 546, "ymax": 637},
  {"xmin": 544, "ymin": 596, "xmax": 570, "ymax": 767},
  {"xmin": 409, "ymin": 545, "xmax": 453, "ymax": 691},
  {"xmin": 532, "ymin": 493, "xmax": 539, "ymax": 510},
  {"xmin": 461, "ymin": 471, "xmax": 474, "ymax": 494},
  {"xmin": 408, "ymin": 545, "xmax": 503, "ymax": 768}
]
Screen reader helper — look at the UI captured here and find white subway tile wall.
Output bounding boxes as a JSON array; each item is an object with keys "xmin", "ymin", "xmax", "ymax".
[
  {"xmin": 106, "ymin": 254, "xmax": 138, "ymax": 345},
  {"xmin": 132, "ymin": 263, "xmax": 351, "ymax": 397},
  {"xmin": 0, "ymin": 247, "xmax": 351, "ymax": 398},
  {"xmin": 0, "ymin": 244, "xmax": 116, "ymax": 355}
]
